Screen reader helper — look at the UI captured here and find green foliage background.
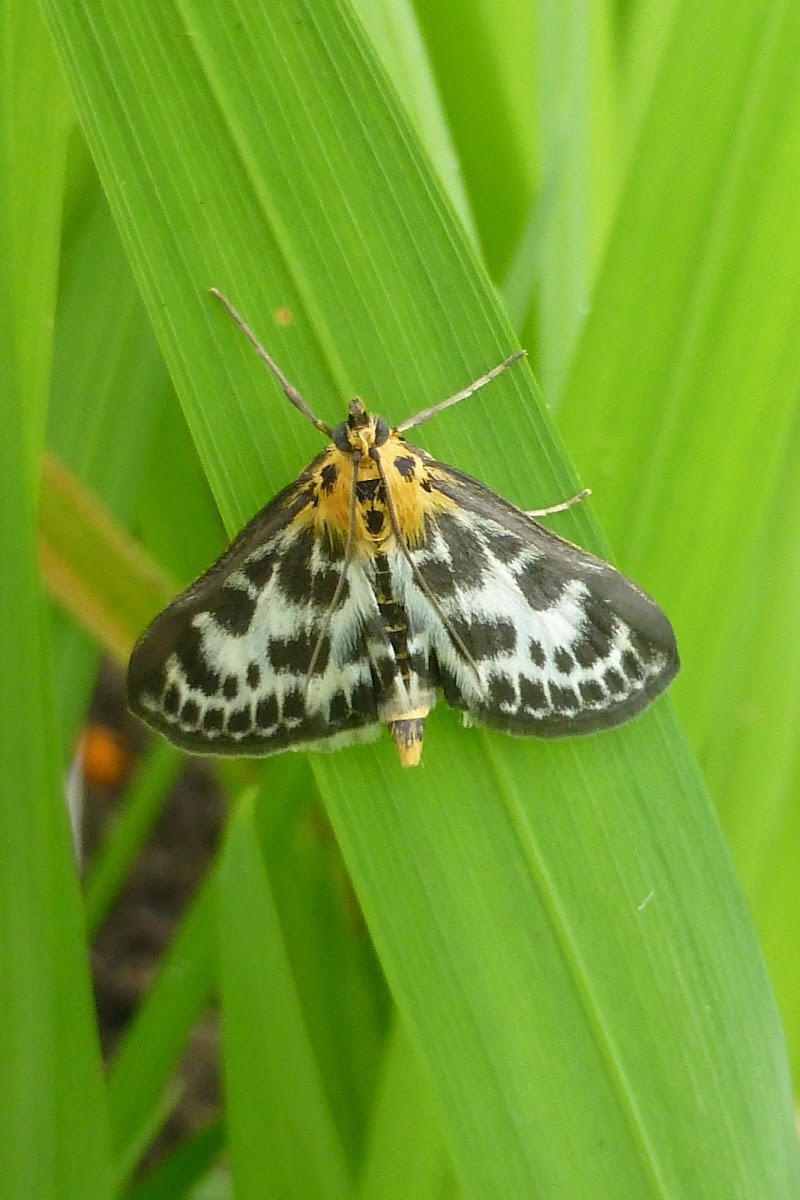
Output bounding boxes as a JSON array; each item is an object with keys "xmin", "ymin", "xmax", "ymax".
[{"xmin": 2, "ymin": 0, "xmax": 800, "ymax": 1197}]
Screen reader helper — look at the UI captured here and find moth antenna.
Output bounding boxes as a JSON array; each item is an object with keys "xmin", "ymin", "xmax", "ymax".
[
  {"xmin": 370, "ymin": 449, "xmax": 482, "ymax": 683},
  {"xmin": 395, "ymin": 350, "xmax": 527, "ymax": 434},
  {"xmin": 210, "ymin": 288, "xmax": 333, "ymax": 438},
  {"xmin": 526, "ymin": 487, "xmax": 591, "ymax": 517}
]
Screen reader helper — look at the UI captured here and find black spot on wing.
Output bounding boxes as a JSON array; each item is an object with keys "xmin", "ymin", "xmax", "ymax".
[
  {"xmin": 604, "ymin": 668, "xmax": 625, "ymax": 694},
  {"xmin": 512, "ymin": 558, "xmax": 570, "ymax": 610},
  {"xmin": 480, "ymin": 525, "xmax": 524, "ymax": 563},
  {"xmin": 255, "ymin": 694, "xmax": 278, "ymax": 730},
  {"xmin": 320, "ymin": 462, "xmax": 338, "ymax": 492},
  {"xmin": 282, "ymin": 690, "xmax": 304, "ymax": 722},
  {"xmin": 241, "ymin": 551, "xmax": 275, "ymax": 590},
  {"xmin": 203, "ymin": 707, "xmax": 225, "ymax": 733},
  {"xmin": 328, "ymin": 691, "xmax": 350, "ymax": 723},
  {"xmin": 227, "ymin": 706, "xmax": 251, "ymax": 735},
  {"xmin": 394, "ymin": 455, "xmax": 417, "ymax": 479},
  {"xmin": 414, "ymin": 514, "xmax": 488, "ymax": 595},
  {"xmin": 520, "ymin": 676, "xmax": 547, "ymax": 711},
  {"xmin": 449, "ymin": 616, "xmax": 517, "ymax": 658},
  {"xmin": 488, "ymin": 673, "xmax": 515, "ymax": 706},
  {"xmin": 246, "ymin": 662, "xmax": 261, "ymax": 689},
  {"xmin": 579, "ymin": 679, "xmax": 605, "ymax": 705},
  {"xmin": 550, "ymin": 684, "xmax": 580, "ymax": 713},
  {"xmin": 573, "ymin": 597, "xmax": 615, "ymax": 666},
  {"xmin": 269, "ymin": 631, "xmax": 331, "ymax": 675},
  {"xmin": 175, "ymin": 623, "xmax": 221, "ymax": 698},
  {"xmin": 223, "ymin": 675, "xmax": 239, "ymax": 701},
  {"xmin": 529, "ymin": 639, "xmax": 546, "ymax": 669},
  {"xmin": 621, "ymin": 649, "xmax": 645, "ymax": 682},
  {"xmin": 350, "ymin": 680, "xmax": 378, "ymax": 718},
  {"xmin": 312, "ymin": 564, "xmax": 347, "ymax": 607},
  {"xmin": 272, "ymin": 523, "xmax": 347, "ymax": 608},
  {"xmin": 276, "ymin": 525, "xmax": 316, "ymax": 605},
  {"xmin": 206, "ymin": 587, "xmax": 257, "ymax": 637},
  {"xmin": 554, "ymin": 647, "xmax": 575, "ymax": 675}
]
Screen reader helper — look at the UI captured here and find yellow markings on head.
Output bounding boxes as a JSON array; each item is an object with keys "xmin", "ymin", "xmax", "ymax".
[{"xmin": 299, "ymin": 421, "xmax": 456, "ymax": 554}]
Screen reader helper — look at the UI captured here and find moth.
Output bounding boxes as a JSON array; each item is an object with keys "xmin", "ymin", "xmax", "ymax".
[{"xmin": 128, "ymin": 291, "xmax": 679, "ymax": 767}]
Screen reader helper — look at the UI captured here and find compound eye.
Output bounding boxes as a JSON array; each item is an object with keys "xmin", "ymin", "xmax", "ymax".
[
  {"xmin": 331, "ymin": 421, "xmax": 350, "ymax": 451},
  {"xmin": 373, "ymin": 417, "xmax": 391, "ymax": 446}
]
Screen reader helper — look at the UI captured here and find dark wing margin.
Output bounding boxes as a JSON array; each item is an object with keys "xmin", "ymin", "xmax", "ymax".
[
  {"xmin": 127, "ymin": 456, "xmax": 382, "ymax": 755},
  {"xmin": 410, "ymin": 455, "xmax": 679, "ymax": 738}
]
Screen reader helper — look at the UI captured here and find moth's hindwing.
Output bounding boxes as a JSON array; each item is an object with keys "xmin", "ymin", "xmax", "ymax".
[
  {"xmin": 400, "ymin": 456, "xmax": 679, "ymax": 737},
  {"xmin": 128, "ymin": 454, "xmax": 385, "ymax": 756}
]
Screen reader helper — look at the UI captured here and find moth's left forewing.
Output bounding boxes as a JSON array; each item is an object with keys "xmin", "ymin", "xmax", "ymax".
[
  {"xmin": 408, "ymin": 456, "xmax": 679, "ymax": 738},
  {"xmin": 128, "ymin": 450, "xmax": 383, "ymax": 756},
  {"xmin": 128, "ymin": 470, "xmax": 313, "ymax": 728}
]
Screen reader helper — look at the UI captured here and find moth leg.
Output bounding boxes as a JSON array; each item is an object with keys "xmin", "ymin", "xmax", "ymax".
[{"xmin": 303, "ymin": 451, "xmax": 361, "ymax": 692}]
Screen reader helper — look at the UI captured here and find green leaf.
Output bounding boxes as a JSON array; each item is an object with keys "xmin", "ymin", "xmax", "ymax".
[
  {"xmin": 47, "ymin": 168, "xmax": 171, "ymax": 746},
  {"xmin": 358, "ymin": 1020, "xmax": 455, "ymax": 1200},
  {"xmin": 0, "ymin": 5, "xmax": 112, "ymax": 1198},
  {"xmin": 83, "ymin": 739, "xmax": 184, "ymax": 938},
  {"xmin": 127, "ymin": 1119, "xmax": 226, "ymax": 1200},
  {"xmin": 106, "ymin": 871, "xmax": 217, "ymax": 1178},
  {"xmin": 219, "ymin": 793, "xmax": 352, "ymax": 1200}
]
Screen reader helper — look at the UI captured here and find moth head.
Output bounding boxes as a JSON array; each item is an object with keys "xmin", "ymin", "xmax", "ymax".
[{"xmin": 331, "ymin": 398, "xmax": 391, "ymax": 455}]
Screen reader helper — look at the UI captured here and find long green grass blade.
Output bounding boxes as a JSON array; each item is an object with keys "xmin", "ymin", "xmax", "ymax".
[
  {"xmin": 220, "ymin": 793, "xmax": 351, "ymax": 1200},
  {"xmin": 128, "ymin": 1119, "xmax": 226, "ymax": 1200},
  {"xmin": 47, "ymin": 170, "xmax": 171, "ymax": 746},
  {"xmin": 106, "ymin": 870, "xmax": 217, "ymax": 1173},
  {"xmin": 83, "ymin": 739, "xmax": 184, "ymax": 937},
  {"xmin": 0, "ymin": 6, "xmax": 112, "ymax": 1197}
]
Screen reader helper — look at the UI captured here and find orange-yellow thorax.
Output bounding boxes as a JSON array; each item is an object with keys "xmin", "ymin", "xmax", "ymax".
[{"xmin": 303, "ymin": 400, "xmax": 455, "ymax": 553}]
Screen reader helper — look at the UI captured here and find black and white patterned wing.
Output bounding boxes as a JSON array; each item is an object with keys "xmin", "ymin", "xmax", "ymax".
[
  {"xmin": 405, "ymin": 461, "xmax": 679, "ymax": 737},
  {"xmin": 128, "ymin": 469, "xmax": 384, "ymax": 756}
]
